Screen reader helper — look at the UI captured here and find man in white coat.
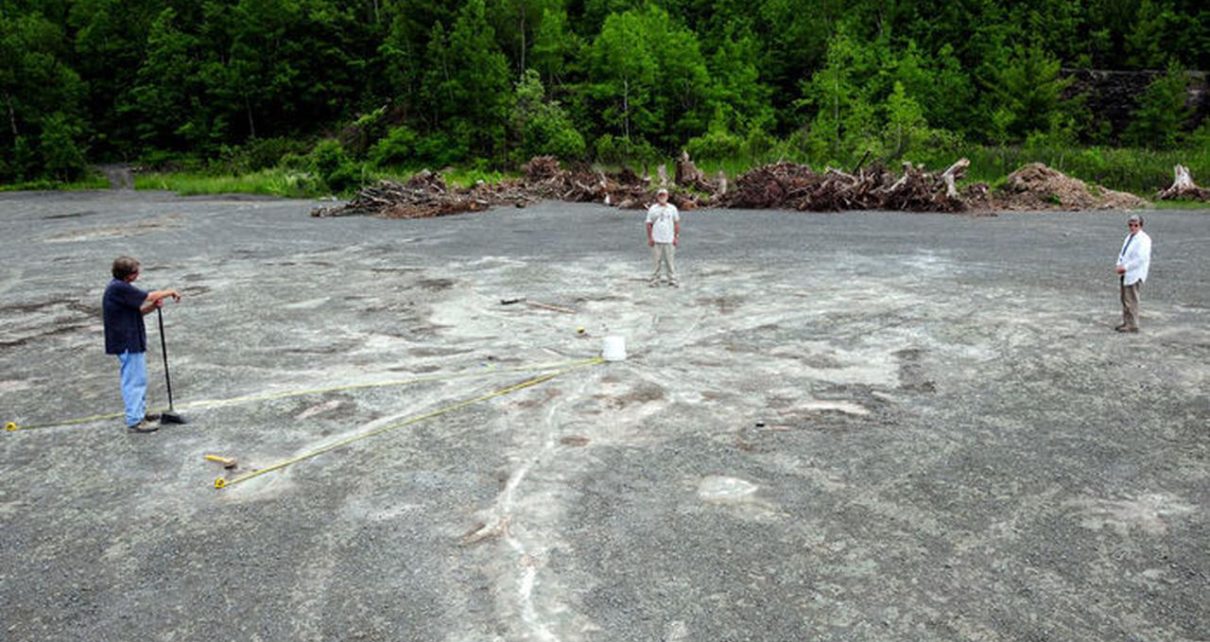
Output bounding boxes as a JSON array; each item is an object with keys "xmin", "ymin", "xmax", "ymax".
[{"xmin": 1114, "ymin": 214, "xmax": 1152, "ymax": 333}]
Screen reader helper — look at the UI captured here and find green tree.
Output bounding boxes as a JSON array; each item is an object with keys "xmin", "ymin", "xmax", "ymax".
[
  {"xmin": 201, "ymin": 0, "xmax": 367, "ymax": 141},
  {"xmin": 979, "ymin": 43, "xmax": 1073, "ymax": 142},
  {"xmin": 798, "ymin": 27, "xmax": 879, "ymax": 162},
  {"xmin": 882, "ymin": 81, "xmax": 930, "ymax": 160},
  {"xmin": 39, "ymin": 111, "xmax": 87, "ymax": 180},
  {"xmin": 419, "ymin": 0, "xmax": 513, "ymax": 161},
  {"xmin": 125, "ymin": 8, "xmax": 207, "ymax": 151},
  {"xmin": 490, "ymin": 0, "xmax": 561, "ymax": 77},
  {"xmin": 378, "ymin": 0, "xmax": 457, "ymax": 104},
  {"xmin": 708, "ymin": 28, "xmax": 774, "ymax": 135},
  {"xmin": 511, "ymin": 69, "xmax": 586, "ymax": 161},
  {"xmin": 0, "ymin": 6, "xmax": 86, "ymax": 180},
  {"xmin": 1123, "ymin": 62, "xmax": 1192, "ymax": 148},
  {"xmin": 67, "ymin": 0, "xmax": 161, "ymax": 157},
  {"xmin": 531, "ymin": 6, "xmax": 579, "ymax": 88},
  {"xmin": 586, "ymin": 9, "xmax": 658, "ymax": 145},
  {"xmin": 586, "ymin": 4, "xmax": 712, "ymax": 152}
]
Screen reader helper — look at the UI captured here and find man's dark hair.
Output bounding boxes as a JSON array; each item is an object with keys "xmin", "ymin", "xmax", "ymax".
[{"xmin": 112, "ymin": 256, "xmax": 140, "ymax": 280}]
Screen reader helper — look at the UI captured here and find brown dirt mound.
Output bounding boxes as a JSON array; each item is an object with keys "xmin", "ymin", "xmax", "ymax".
[{"xmin": 993, "ymin": 163, "xmax": 1148, "ymax": 211}]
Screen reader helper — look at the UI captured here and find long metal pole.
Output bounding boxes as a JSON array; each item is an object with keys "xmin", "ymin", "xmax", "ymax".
[{"xmin": 157, "ymin": 307, "xmax": 175, "ymax": 411}]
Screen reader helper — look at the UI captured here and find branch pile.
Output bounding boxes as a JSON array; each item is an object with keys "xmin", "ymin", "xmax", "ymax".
[
  {"xmin": 1155, "ymin": 164, "xmax": 1210, "ymax": 201},
  {"xmin": 312, "ymin": 155, "xmax": 1150, "ymax": 219},
  {"xmin": 311, "ymin": 170, "xmax": 492, "ymax": 219},
  {"xmin": 721, "ymin": 159, "xmax": 971, "ymax": 213}
]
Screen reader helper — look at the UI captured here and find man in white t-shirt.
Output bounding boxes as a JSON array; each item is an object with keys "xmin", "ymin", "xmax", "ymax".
[
  {"xmin": 645, "ymin": 188, "xmax": 681, "ymax": 287},
  {"xmin": 1114, "ymin": 213, "xmax": 1152, "ymax": 333}
]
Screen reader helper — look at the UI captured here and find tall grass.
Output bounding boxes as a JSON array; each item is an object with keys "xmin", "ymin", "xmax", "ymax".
[
  {"xmin": 133, "ymin": 168, "xmax": 323, "ymax": 197},
  {"xmin": 0, "ymin": 175, "xmax": 109, "ymax": 192}
]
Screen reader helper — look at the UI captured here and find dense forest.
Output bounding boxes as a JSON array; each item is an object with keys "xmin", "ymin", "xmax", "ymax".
[{"xmin": 3, "ymin": 0, "xmax": 1209, "ymax": 187}]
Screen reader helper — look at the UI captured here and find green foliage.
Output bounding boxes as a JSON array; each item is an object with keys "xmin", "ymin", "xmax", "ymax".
[
  {"xmin": 980, "ymin": 43, "xmax": 1075, "ymax": 143},
  {"xmin": 531, "ymin": 6, "xmax": 579, "ymax": 88},
  {"xmin": 685, "ymin": 108, "xmax": 743, "ymax": 161},
  {"xmin": 1123, "ymin": 62, "xmax": 1192, "ymax": 148},
  {"xmin": 594, "ymin": 134, "xmax": 658, "ymax": 165},
  {"xmin": 511, "ymin": 70, "xmax": 586, "ymax": 162},
  {"xmin": 222, "ymin": 137, "xmax": 312, "ymax": 173},
  {"xmin": 419, "ymin": 0, "xmax": 513, "ymax": 162},
  {"xmin": 412, "ymin": 131, "xmax": 469, "ymax": 168},
  {"xmin": 0, "ymin": 6, "xmax": 87, "ymax": 181},
  {"xmin": 308, "ymin": 139, "xmax": 361, "ymax": 193},
  {"xmin": 39, "ymin": 112, "xmax": 87, "ymax": 180},
  {"xmin": 133, "ymin": 168, "xmax": 322, "ymax": 197},
  {"xmin": 586, "ymin": 4, "xmax": 713, "ymax": 152},
  {"xmin": 4, "ymin": 0, "xmax": 1210, "ymax": 187},
  {"xmin": 370, "ymin": 126, "xmax": 420, "ymax": 168}
]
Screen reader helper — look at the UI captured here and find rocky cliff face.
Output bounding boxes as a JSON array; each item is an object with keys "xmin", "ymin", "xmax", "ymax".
[{"xmin": 1062, "ymin": 69, "xmax": 1210, "ymax": 140}]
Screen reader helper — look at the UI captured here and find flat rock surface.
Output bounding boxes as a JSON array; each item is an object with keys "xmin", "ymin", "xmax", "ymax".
[{"xmin": 1, "ymin": 191, "xmax": 1207, "ymax": 641}]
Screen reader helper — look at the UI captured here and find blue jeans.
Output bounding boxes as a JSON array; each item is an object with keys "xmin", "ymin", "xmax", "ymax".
[{"xmin": 117, "ymin": 351, "xmax": 147, "ymax": 427}]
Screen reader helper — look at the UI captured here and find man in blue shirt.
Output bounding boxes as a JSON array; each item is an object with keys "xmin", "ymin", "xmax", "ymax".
[{"xmin": 103, "ymin": 256, "xmax": 181, "ymax": 433}]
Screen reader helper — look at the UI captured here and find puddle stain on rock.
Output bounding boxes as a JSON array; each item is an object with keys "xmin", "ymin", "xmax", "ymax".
[
  {"xmin": 417, "ymin": 278, "xmax": 455, "ymax": 291},
  {"xmin": 42, "ymin": 210, "xmax": 98, "ymax": 220},
  {"xmin": 593, "ymin": 382, "xmax": 666, "ymax": 410},
  {"xmin": 894, "ymin": 347, "xmax": 937, "ymax": 393}
]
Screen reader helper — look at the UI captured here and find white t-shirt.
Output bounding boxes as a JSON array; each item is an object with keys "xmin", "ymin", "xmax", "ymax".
[{"xmin": 646, "ymin": 203, "xmax": 680, "ymax": 244}]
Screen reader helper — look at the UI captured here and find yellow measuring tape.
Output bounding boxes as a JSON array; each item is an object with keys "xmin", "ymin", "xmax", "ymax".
[
  {"xmin": 5, "ymin": 357, "xmax": 602, "ymax": 433},
  {"xmin": 215, "ymin": 357, "xmax": 604, "ymax": 489}
]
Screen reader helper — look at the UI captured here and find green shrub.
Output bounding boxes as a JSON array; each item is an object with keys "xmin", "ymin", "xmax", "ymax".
[
  {"xmin": 309, "ymin": 139, "xmax": 362, "ymax": 193},
  {"xmin": 370, "ymin": 126, "xmax": 419, "ymax": 168},
  {"xmin": 243, "ymin": 137, "xmax": 310, "ymax": 171},
  {"xmin": 413, "ymin": 131, "xmax": 469, "ymax": 168},
  {"xmin": 1123, "ymin": 63, "xmax": 1192, "ymax": 149},
  {"xmin": 685, "ymin": 112, "xmax": 743, "ymax": 161},
  {"xmin": 511, "ymin": 70, "xmax": 586, "ymax": 163},
  {"xmin": 39, "ymin": 113, "xmax": 87, "ymax": 181},
  {"xmin": 594, "ymin": 134, "xmax": 658, "ymax": 165},
  {"xmin": 341, "ymin": 106, "xmax": 390, "ymax": 158}
]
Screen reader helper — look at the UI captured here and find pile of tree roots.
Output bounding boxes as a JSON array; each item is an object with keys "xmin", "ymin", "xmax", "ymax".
[{"xmin": 312, "ymin": 154, "xmax": 1149, "ymax": 219}]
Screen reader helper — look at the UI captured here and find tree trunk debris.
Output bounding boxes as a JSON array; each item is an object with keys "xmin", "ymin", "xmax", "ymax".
[
  {"xmin": 312, "ymin": 154, "xmax": 1150, "ymax": 219},
  {"xmin": 1156, "ymin": 164, "xmax": 1210, "ymax": 201}
]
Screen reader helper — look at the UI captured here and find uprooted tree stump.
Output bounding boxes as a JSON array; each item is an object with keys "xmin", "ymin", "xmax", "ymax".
[{"xmin": 1156, "ymin": 164, "xmax": 1210, "ymax": 201}]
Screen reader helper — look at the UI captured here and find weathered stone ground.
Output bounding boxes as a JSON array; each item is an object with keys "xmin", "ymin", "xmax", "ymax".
[{"xmin": 0, "ymin": 190, "xmax": 1207, "ymax": 641}]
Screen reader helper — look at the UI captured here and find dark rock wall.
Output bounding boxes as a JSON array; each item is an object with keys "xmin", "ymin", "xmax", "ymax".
[{"xmin": 1062, "ymin": 69, "xmax": 1209, "ymax": 140}]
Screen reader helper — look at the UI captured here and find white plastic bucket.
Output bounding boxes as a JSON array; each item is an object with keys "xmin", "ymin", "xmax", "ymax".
[{"xmin": 602, "ymin": 336, "xmax": 627, "ymax": 361}]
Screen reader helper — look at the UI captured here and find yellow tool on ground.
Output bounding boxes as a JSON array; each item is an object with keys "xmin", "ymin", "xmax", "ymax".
[
  {"xmin": 204, "ymin": 454, "xmax": 238, "ymax": 469},
  {"xmin": 5, "ymin": 422, "xmax": 18, "ymax": 432}
]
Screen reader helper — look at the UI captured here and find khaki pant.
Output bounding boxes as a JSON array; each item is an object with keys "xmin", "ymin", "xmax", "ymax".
[
  {"xmin": 1120, "ymin": 277, "xmax": 1141, "ymax": 330},
  {"xmin": 650, "ymin": 243, "xmax": 677, "ymax": 284}
]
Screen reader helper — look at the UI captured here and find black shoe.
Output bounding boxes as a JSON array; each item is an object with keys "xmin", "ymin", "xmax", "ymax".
[
  {"xmin": 127, "ymin": 420, "xmax": 159, "ymax": 433},
  {"xmin": 1114, "ymin": 325, "xmax": 1139, "ymax": 333}
]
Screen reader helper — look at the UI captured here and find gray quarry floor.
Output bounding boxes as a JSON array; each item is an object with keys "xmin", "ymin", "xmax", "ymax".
[{"xmin": 0, "ymin": 190, "xmax": 1207, "ymax": 641}]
